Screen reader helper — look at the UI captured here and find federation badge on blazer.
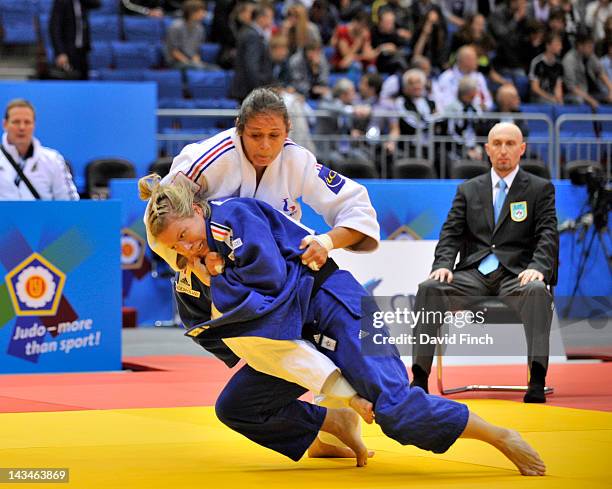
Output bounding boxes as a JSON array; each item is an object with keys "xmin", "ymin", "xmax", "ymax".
[{"xmin": 510, "ymin": 201, "xmax": 527, "ymax": 222}]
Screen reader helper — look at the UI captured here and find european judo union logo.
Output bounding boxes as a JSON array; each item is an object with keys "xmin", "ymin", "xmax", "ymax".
[
  {"xmin": 316, "ymin": 163, "xmax": 346, "ymax": 194},
  {"xmin": 121, "ymin": 228, "xmax": 145, "ymax": 270},
  {"xmin": 5, "ymin": 253, "xmax": 65, "ymax": 317}
]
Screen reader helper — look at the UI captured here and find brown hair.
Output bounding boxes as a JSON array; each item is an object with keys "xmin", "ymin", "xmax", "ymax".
[
  {"xmin": 235, "ymin": 88, "xmax": 290, "ymax": 134},
  {"xmin": 4, "ymin": 98, "xmax": 35, "ymax": 120},
  {"xmin": 182, "ymin": 0, "xmax": 205, "ymax": 21}
]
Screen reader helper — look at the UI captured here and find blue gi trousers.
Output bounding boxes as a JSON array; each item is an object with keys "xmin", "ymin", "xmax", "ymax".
[{"xmin": 214, "ymin": 271, "xmax": 469, "ymax": 460}]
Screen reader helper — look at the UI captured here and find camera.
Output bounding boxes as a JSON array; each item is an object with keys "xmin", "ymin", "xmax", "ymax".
[{"xmin": 568, "ymin": 162, "xmax": 611, "ymax": 231}]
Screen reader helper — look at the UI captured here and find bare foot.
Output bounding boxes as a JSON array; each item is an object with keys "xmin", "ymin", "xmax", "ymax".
[
  {"xmin": 319, "ymin": 408, "xmax": 370, "ymax": 466},
  {"xmin": 308, "ymin": 437, "xmax": 375, "ymax": 459},
  {"xmin": 495, "ymin": 429, "xmax": 546, "ymax": 476},
  {"xmin": 349, "ymin": 395, "xmax": 374, "ymax": 424}
]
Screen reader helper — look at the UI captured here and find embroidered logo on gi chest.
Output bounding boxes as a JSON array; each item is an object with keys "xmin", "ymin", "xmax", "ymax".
[
  {"xmin": 510, "ymin": 201, "xmax": 527, "ymax": 222},
  {"xmin": 315, "ymin": 163, "xmax": 346, "ymax": 194}
]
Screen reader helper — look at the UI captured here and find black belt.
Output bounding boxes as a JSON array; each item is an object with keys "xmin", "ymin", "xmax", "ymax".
[{"xmin": 310, "ymin": 258, "xmax": 339, "ymax": 298}]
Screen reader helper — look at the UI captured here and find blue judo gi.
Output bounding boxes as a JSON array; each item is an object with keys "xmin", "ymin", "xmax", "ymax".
[{"xmin": 184, "ymin": 197, "xmax": 469, "ymax": 461}]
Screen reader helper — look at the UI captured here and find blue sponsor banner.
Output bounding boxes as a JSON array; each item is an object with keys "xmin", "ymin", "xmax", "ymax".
[
  {"xmin": 0, "ymin": 201, "xmax": 122, "ymax": 373},
  {"xmin": 110, "ymin": 179, "xmax": 174, "ymax": 327}
]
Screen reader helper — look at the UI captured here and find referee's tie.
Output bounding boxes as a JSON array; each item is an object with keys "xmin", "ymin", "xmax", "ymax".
[{"xmin": 478, "ymin": 179, "xmax": 507, "ymax": 275}]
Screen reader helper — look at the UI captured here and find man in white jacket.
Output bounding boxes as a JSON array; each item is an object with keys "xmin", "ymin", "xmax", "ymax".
[{"xmin": 0, "ymin": 99, "xmax": 78, "ymax": 201}]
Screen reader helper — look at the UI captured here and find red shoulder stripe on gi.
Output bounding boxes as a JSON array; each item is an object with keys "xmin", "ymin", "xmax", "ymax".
[
  {"xmin": 187, "ymin": 136, "xmax": 235, "ymax": 181},
  {"xmin": 211, "ymin": 222, "xmax": 232, "ymax": 242}
]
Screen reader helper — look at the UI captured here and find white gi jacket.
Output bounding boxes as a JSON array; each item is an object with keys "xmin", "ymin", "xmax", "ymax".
[{"xmin": 0, "ymin": 134, "xmax": 78, "ymax": 201}]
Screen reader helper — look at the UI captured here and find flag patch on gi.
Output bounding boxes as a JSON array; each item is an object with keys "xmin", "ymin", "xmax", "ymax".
[
  {"xmin": 315, "ymin": 163, "xmax": 346, "ymax": 194},
  {"xmin": 211, "ymin": 222, "xmax": 232, "ymax": 242}
]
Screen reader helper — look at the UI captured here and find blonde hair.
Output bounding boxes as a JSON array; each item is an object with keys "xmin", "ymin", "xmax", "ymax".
[{"xmin": 138, "ymin": 173, "xmax": 209, "ymax": 238}]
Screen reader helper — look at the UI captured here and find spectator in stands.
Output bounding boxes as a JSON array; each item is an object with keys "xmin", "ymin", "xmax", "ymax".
[
  {"xmin": 165, "ymin": 0, "xmax": 209, "ymax": 69},
  {"xmin": 0, "ymin": 99, "xmax": 78, "ymax": 201},
  {"xmin": 330, "ymin": 11, "xmax": 377, "ymax": 71},
  {"xmin": 529, "ymin": 32, "xmax": 564, "ymax": 104},
  {"xmin": 528, "ymin": 0, "xmax": 552, "ymax": 22},
  {"xmin": 316, "ymin": 78, "xmax": 373, "ymax": 170},
  {"xmin": 490, "ymin": 84, "xmax": 530, "ymax": 137},
  {"xmin": 488, "ymin": 0, "xmax": 530, "ymax": 83},
  {"xmin": 595, "ymin": 15, "xmax": 612, "ymax": 55},
  {"xmin": 281, "ymin": 3, "xmax": 322, "ymax": 56},
  {"xmin": 388, "ymin": 68, "xmax": 440, "ymax": 159},
  {"xmin": 354, "ymin": 72, "xmax": 390, "ymax": 136},
  {"xmin": 269, "ymin": 34, "xmax": 291, "ymax": 85},
  {"xmin": 336, "ymin": 0, "xmax": 365, "ymax": 22},
  {"xmin": 439, "ymin": 0, "xmax": 478, "ymax": 29},
  {"xmin": 433, "ymin": 45, "xmax": 493, "ymax": 112},
  {"xmin": 49, "ymin": 0, "xmax": 100, "ymax": 80},
  {"xmin": 288, "ymin": 40, "xmax": 331, "ymax": 99},
  {"xmin": 215, "ymin": 1, "xmax": 256, "ymax": 69},
  {"xmin": 309, "ymin": 0, "xmax": 339, "ymax": 44},
  {"xmin": 519, "ymin": 20, "xmax": 546, "ymax": 74},
  {"xmin": 449, "ymin": 13, "xmax": 496, "ymax": 70},
  {"xmin": 546, "ymin": 8, "xmax": 573, "ymax": 57},
  {"xmin": 121, "ymin": 0, "xmax": 180, "ymax": 17},
  {"xmin": 411, "ymin": 7, "xmax": 448, "ymax": 72},
  {"xmin": 563, "ymin": 29, "xmax": 612, "ymax": 108},
  {"xmin": 371, "ymin": 0, "xmax": 413, "ymax": 40},
  {"xmin": 558, "ymin": 0, "xmax": 581, "ymax": 43},
  {"xmin": 586, "ymin": 0, "xmax": 612, "ymax": 40},
  {"xmin": 371, "ymin": 9, "xmax": 410, "ymax": 74},
  {"xmin": 229, "ymin": 3, "xmax": 275, "ymax": 102},
  {"xmin": 444, "ymin": 77, "xmax": 489, "ymax": 161}
]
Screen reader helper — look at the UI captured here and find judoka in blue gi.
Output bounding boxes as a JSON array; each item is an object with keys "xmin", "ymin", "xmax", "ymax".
[{"xmin": 139, "ymin": 175, "xmax": 547, "ymax": 476}]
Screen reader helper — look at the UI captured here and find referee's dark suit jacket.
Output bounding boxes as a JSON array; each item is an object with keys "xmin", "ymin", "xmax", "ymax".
[{"xmin": 432, "ymin": 168, "xmax": 559, "ymax": 284}]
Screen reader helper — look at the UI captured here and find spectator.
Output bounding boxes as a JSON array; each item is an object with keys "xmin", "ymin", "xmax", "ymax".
[
  {"xmin": 600, "ymin": 37, "xmax": 612, "ymax": 80},
  {"xmin": 121, "ymin": 0, "xmax": 180, "ymax": 17},
  {"xmin": 529, "ymin": 32, "xmax": 564, "ymax": 104},
  {"xmin": 449, "ymin": 13, "xmax": 496, "ymax": 68},
  {"xmin": 371, "ymin": 0, "xmax": 413, "ymax": 40},
  {"xmin": 519, "ymin": 20, "xmax": 546, "ymax": 74},
  {"xmin": 563, "ymin": 29, "xmax": 612, "ymax": 108},
  {"xmin": 412, "ymin": 7, "xmax": 448, "ymax": 72},
  {"xmin": 309, "ymin": 0, "xmax": 339, "ymax": 45},
  {"xmin": 269, "ymin": 34, "xmax": 291, "ymax": 85},
  {"xmin": 595, "ymin": 15, "xmax": 612, "ymax": 55},
  {"xmin": 439, "ymin": 0, "xmax": 478, "ymax": 28},
  {"xmin": 388, "ymin": 68, "xmax": 440, "ymax": 158},
  {"xmin": 433, "ymin": 45, "xmax": 493, "ymax": 112},
  {"xmin": 371, "ymin": 9, "xmax": 410, "ymax": 74},
  {"xmin": 229, "ymin": 3, "xmax": 275, "ymax": 102},
  {"xmin": 355, "ymin": 72, "xmax": 390, "ymax": 136},
  {"xmin": 559, "ymin": 0, "xmax": 581, "ymax": 43},
  {"xmin": 444, "ymin": 77, "xmax": 489, "ymax": 161},
  {"xmin": 215, "ymin": 1, "xmax": 256, "ymax": 69},
  {"xmin": 586, "ymin": 0, "xmax": 612, "ymax": 40},
  {"xmin": 287, "ymin": 40, "xmax": 331, "ymax": 99},
  {"xmin": 489, "ymin": 0, "xmax": 531, "ymax": 82},
  {"xmin": 281, "ymin": 3, "xmax": 322, "ymax": 56},
  {"xmin": 546, "ymin": 8, "xmax": 573, "ymax": 57},
  {"xmin": 165, "ymin": 0, "xmax": 209, "ymax": 69},
  {"xmin": 330, "ymin": 11, "xmax": 377, "ymax": 71},
  {"xmin": 0, "ymin": 99, "xmax": 78, "ymax": 201},
  {"xmin": 49, "ymin": 0, "xmax": 100, "ymax": 80},
  {"xmin": 528, "ymin": 0, "xmax": 552, "ymax": 22},
  {"xmin": 491, "ymin": 84, "xmax": 530, "ymax": 137}
]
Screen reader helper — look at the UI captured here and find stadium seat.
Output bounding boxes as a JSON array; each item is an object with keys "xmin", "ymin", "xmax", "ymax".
[
  {"xmin": 112, "ymin": 41, "xmax": 159, "ymax": 69},
  {"xmin": 148, "ymin": 156, "xmax": 173, "ymax": 178},
  {"xmin": 90, "ymin": 15, "xmax": 120, "ymax": 42},
  {"xmin": 200, "ymin": 43, "xmax": 221, "ymax": 64},
  {"xmin": 96, "ymin": 0, "xmax": 120, "ymax": 15},
  {"xmin": 38, "ymin": 0, "xmax": 54, "ymax": 17},
  {"xmin": 0, "ymin": 0, "xmax": 38, "ymax": 45},
  {"xmin": 158, "ymin": 98, "xmax": 198, "ymax": 109},
  {"xmin": 86, "ymin": 158, "xmax": 136, "ymax": 199},
  {"xmin": 554, "ymin": 105, "xmax": 596, "ymax": 136},
  {"xmin": 88, "ymin": 42, "xmax": 113, "ymax": 70},
  {"xmin": 143, "ymin": 69, "xmax": 184, "ymax": 99},
  {"xmin": 449, "ymin": 159, "xmax": 490, "ymax": 179},
  {"xmin": 597, "ymin": 105, "xmax": 612, "ymax": 137},
  {"xmin": 186, "ymin": 70, "xmax": 229, "ymax": 99},
  {"xmin": 97, "ymin": 68, "xmax": 144, "ymax": 81},
  {"xmin": 521, "ymin": 103, "xmax": 555, "ymax": 137},
  {"xmin": 555, "ymin": 105, "xmax": 599, "ymax": 163},
  {"xmin": 393, "ymin": 158, "xmax": 437, "ymax": 179},
  {"xmin": 520, "ymin": 158, "xmax": 551, "ymax": 179},
  {"xmin": 334, "ymin": 160, "xmax": 379, "ymax": 179},
  {"xmin": 122, "ymin": 16, "xmax": 165, "ymax": 43}
]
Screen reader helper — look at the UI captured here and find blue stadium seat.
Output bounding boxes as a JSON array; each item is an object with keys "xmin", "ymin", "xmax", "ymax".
[
  {"xmin": 554, "ymin": 105, "xmax": 596, "ymax": 136},
  {"xmin": 514, "ymin": 75, "xmax": 530, "ymax": 102},
  {"xmin": 122, "ymin": 16, "xmax": 165, "ymax": 43},
  {"xmin": 0, "ymin": 0, "xmax": 38, "ymax": 44},
  {"xmin": 112, "ymin": 41, "xmax": 159, "ymax": 69},
  {"xmin": 520, "ymin": 103, "xmax": 555, "ymax": 137},
  {"xmin": 158, "ymin": 98, "xmax": 198, "ymax": 109},
  {"xmin": 597, "ymin": 105, "xmax": 612, "ymax": 137},
  {"xmin": 38, "ymin": 0, "xmax": 54, "ymax": 17},
  {"xmin": 186, "ymin": 70, "xmax": 229, "ymax": 99},
  {"xmin": 96, "ymin": 0, "xmax": 120, "ymax": 15},
  {"xmin": 90, "ymin": 15, "xmax": 120, "ymax": 42},
  {"xmin": 555, "ymin": 105, "xmax": 599, "ymax": 163},
  {"xmin": 200, "ymin": 43, "xmax": 220, "ymax": 64},
  {"xmin": 97, "ymin": 68, "xmax": 145, "ymax": 81},
  {"xmin": 143, "ymin": 69, "xmax": 184, "ymax": 99},
  {"xmin": 89, "ymin": 42, "xmax": 113, "ymax": 69}
]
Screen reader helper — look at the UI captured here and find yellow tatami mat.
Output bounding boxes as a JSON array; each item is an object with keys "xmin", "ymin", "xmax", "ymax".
[{"xmin": 1, "ymin": 400, "xmax": 610, "ymax": 489}]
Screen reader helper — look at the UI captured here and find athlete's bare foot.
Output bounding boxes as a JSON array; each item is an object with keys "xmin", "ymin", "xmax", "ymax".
[
  {"xmin": 349, "ymin": 395, "xmax": 374, "ymax": 424},
  {"xmin": 308, "ymin": 437, "xmax": 375, "ymax": 460},
  {"xmin": 318, "ymin": 408, "xmax": 370, "ymax": 466},
  {"xmin": 494, "ymin": 429, "xmax": 546, "ymax": 476}
]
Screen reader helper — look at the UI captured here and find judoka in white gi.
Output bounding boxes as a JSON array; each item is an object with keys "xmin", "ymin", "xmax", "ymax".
[{"xmin": 139, "ymin": 176, "xmax": 547, "ymax": 476}]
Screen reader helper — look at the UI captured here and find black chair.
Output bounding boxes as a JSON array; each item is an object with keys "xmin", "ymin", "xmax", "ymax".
[
  {"xmin": 449, "ymin": 159, "xmax": 490, "ymax": 179},
  {"xmin": 334, "ymin": 160, "xmax": 379, "ymax": 179},
  {"xmin": 520, "ymin": 159, "xmax": 551, "ymax": 179},
  {"xmin": 148, "ymin": 156, "xmax": 173, "ymax": 178},
  {"xmin": 86, "ymin": 158, "xmax": 136, "ymax": 199},
  {"xmin": 564, "ymin": 159, "xmax": 601, "ymax": 180},
  {"xmin": 393, "ymin": 158, "xmax": 437, "ymax": 179}
]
